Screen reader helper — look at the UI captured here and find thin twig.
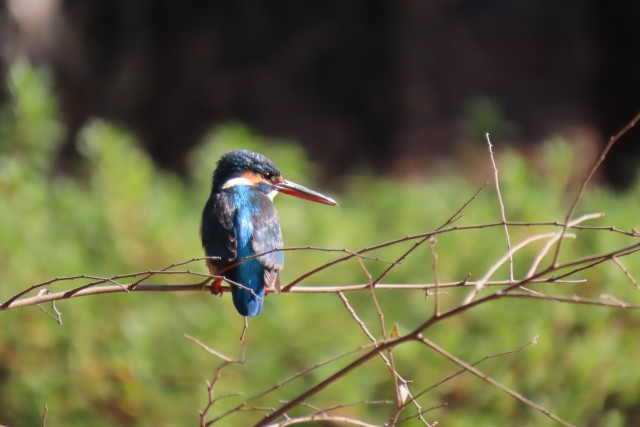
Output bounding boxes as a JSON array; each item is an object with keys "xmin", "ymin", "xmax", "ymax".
[
  {"xmin": 357, "ymin": 259, "xmax": 387, "ymax": 339},
  {"xmin": 240, "ymin": 317, "xmax": 249, "ymax": 343},
  {"xmin": 430, "ymin": 237, "xmax": 440, "ymax": 317},
  {"xmin": 127, "ymin": 256, "xmax": 214, "ymax": 290},
  {"xmin": 35, "ymin": 289, "xmax": 63, "ymax": 325},
  {"xmin": 42, "ymin": 404, "xmax": 49, "ymax": 427},
  {"xmin": 355, "ymin": 259, "xmax": 408, "ymax": 417},
  {"xmin": 527, "ymin": 213, "xmax": 604, "ymax": 278},
  {"xmin": 504, "ymin": 292, "xmax": 640, "ymax": 308},
  {"xmin": 611, "ymin": 256, "xmax": 640, "ymax": 292},
  {"xmin": 411, "ymin": 335, "xmax": 539, "ymax": 402},
  {"xmin": 200, "ymin": 361, "xmax": 238, "ymax": 426},
  {"xmin": 486, "ymin": 133, "xmax": 514, "ymax": 280},
  {"xmin": 336, "ymin": 290, "xmax": 430, "ymax": 425},
  {"xmin": 464, "ymin": 232, "xmax": 576, "ymax": 304},
  {"xmin": 416, "ymin": 336, "xmax": 575, "ymax": 427},
  {"xmin": 372, "ymin": 184, "xmax": 488, "ymax": 287},
  {"xmin": 312, "ymin": 399, "xmax": 393, "ymax": 416},
  {"xmin": 336, "ymin": 292, "xmax": 399, "ymax": 379},
  {"xmin": 551, "ymin": 111, "xmax": 640, "ymax": 267},
  {"xmin": 184, "ymin": 334, "xmax": 244, "ymax": 426},
  {"xmin": 284, "ymin": 184, "xmax": 487, "ymax": 291},
  {"xmin": 206, "ymin": 343, "xmax": 377, "ymax": 425},
  {"xmin": 396, "ymin": 402, "xmax": 448, "ymax": 424},
  {"xmin": 184, "ymin": 334, "xmax": 236, "ymax": 362}
]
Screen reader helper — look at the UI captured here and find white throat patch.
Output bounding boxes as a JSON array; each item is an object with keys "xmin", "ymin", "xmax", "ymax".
[{"xmin": 221, "ymin": 177, "xmax": 253, "ymax": 189}]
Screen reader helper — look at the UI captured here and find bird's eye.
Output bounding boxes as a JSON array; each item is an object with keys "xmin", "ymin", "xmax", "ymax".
[{"xmin": 264, "ymin": 172, "xmax": 278, "ymax": 182}]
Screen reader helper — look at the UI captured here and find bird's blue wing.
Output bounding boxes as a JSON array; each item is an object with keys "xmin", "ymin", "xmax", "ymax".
[
  {"xmin": 201, "ymin": 188, "xmax": 283, "ymax": 317},
  {"xmin": 251, "ymin": 195, "xmax": 284, "ymax": 293},
  {"xmin": 200, "ymin": 192, "xmax": 237, "ymax": 266}
]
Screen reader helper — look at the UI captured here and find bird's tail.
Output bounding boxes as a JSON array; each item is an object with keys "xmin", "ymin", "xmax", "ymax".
[{"xmin": 231, "ymin": 285, "xmax": 264, "ymax": 317}]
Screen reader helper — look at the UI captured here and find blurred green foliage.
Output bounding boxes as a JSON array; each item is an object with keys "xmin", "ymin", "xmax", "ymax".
[{"xmin": 2, "ymin": 62, "xmax": 640, "ymax": 427}]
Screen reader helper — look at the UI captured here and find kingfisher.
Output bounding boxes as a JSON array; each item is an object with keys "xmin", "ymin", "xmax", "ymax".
[{"xmin": 200, "ymin": 149, "xmax": 338, "ymax": 317}]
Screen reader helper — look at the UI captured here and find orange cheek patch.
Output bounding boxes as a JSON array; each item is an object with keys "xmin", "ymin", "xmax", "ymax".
[{"xmin": 241, "ymin": 171, "xmax": 265, "ymax": 185}]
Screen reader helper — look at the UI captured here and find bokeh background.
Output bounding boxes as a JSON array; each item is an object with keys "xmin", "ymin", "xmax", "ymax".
[{"xmin": 1, "ymin": 1, "xmax": 640, "ymax": 426}]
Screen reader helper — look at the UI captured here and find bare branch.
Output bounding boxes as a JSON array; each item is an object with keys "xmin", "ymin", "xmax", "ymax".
[
  {"xmin": 2, "ymin": 273, "xmax": 586, "ymax": 313},
  {"xmin": 552, "ymin": 111, "xmax": 640, "ymax": 266},
  {"xmin": 265, "ymin": 413, "xmax": 379, "ymax": 427}
]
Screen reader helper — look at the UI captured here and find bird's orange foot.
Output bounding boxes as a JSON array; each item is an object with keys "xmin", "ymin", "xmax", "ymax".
[
  {"xmin": 264, "ymin": 285, "xmax": 270, "ymax": 297},
  {"xmin": 210, "ymin": 278, "xmax": 224, "ymax": 297}
]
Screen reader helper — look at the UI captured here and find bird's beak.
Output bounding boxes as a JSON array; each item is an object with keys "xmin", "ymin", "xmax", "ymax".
[{"xmin": 274, "ymin": 179, "xmax": 338, "ymax": 206}]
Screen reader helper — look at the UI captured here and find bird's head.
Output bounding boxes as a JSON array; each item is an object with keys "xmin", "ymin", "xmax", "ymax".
[{"xmin": 212, "ymin": 149, "xmax": 338, "ymax": 206}]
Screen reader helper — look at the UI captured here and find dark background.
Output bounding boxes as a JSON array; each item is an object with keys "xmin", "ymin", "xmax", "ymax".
[{"xmin": 2, "ymin": 0, "xmax": 639, "ymax": 186}]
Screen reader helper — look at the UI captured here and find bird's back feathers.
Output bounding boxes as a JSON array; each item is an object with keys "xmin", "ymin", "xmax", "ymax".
[{"xmin": 201, "ymin": 185, "xmax": 283, "ymax": 317}]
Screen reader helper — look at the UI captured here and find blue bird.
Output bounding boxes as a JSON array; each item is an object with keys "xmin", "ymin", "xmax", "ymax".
[{"xmin": 201, "ymin": 150, "xmax": 338, "ymax": 317}]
